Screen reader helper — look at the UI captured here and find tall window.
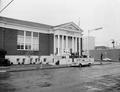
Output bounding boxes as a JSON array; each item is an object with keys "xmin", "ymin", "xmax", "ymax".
[
  {"xmin": 25, "ymin": 31, "xmax": 32, "ymax": 50},
  {"xmin": 17, "ymin": 31, "xmax": 24, "ymax": 50},
  {"xmin": 17, "ymin": 31, "xmax": 39, "ymax": 51},
  {"xmin": 33, "ymin": 32, "xmax": 39, "ymax": 50}
]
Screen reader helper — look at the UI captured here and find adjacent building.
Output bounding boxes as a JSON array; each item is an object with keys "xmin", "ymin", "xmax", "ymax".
[
  {"xmin": 82, "ymin": 36, "xmax": 95, "ymax": 55},
  {"xmin": 0, "ymin": 16, "xmax": 83, "ymax": 64}
]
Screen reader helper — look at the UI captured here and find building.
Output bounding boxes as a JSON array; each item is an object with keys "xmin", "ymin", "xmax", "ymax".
[
  {"xmin": 90, "ymin": 48, "xmax": 120, "ymax": 62},
  {"xmin": 0, "ymin": 16, "xmax": 83, "ymax": 64},
  {"xmin": 95, "ymin": 46, "xmax": 109, "ymax": 50},
  {"xmin": 82, "ymin": 36, "xmax": 95, "ymax": 55}
]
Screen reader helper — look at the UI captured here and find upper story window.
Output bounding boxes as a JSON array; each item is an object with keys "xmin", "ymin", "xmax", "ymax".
[{"xmin": 17, "ymin": 31, "xmax": 39, "ymax": 51}]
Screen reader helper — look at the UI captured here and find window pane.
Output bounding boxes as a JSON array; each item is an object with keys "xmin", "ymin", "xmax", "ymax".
[
  {"xmin": 25, "ymin": 45, "xmax": 28, "ymax": 50},
  {"xmin": 33, "ymin": 32, "xmax": 38, "ymax": 37},
  {"xmin": 17, "ymin": 45, "xmax": 20, "ymax": 49},
  {"xmin": 25, "ymin": 43, "xmax": 31, "ymax": 50},
  {"xmin": 33, "ymin": 38, "xmax": 39, "ymax": 44},
  {"xmin": 18, "ymin": 31, "xmax": 24, "ymax": 36},
  {"xmin": 18, "ymin": 36, "xmax": 24, "ymax": 43},
  {"xmin": 21, "ymin": 45, "xmax": 24, "ymax": 49},
  {"xmin": 26, "ymin": 37, "xmax": 31, "ymax": 43},
  {"xmin": 26, "ymin": 31, "xmax": 31, "ymax": 36},
  {"xmin": 33, "ymin": 44, "xmax": 39, "ymax": 50}
]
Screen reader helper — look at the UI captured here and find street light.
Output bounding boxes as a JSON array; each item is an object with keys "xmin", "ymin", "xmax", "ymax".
[{"xmin": 87, "ymin": 27, "xmax": 103, "ymax": 58}]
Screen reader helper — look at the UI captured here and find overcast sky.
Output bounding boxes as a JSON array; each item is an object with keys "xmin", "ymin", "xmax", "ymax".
[{"xmin": 1, "ymin": 0, "xmax": 120, "ymax": 47}]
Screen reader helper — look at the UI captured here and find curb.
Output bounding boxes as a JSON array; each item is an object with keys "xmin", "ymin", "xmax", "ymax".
[
  {"xmin": 0, "ymin": 62, "xmax": 113, "ymax": 72},
  {"xmin": 0, "ymin": 65, "xmax": 71, "ymax": 72}
]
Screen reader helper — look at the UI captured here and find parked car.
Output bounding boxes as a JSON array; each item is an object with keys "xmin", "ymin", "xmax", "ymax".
[
  {"xmin": 71, "ymin": 57, "xmax": 94, "ymax": 67},
  {"xmin": 103, "ymin": 58, "xmax": 112, "ymax": 61}
]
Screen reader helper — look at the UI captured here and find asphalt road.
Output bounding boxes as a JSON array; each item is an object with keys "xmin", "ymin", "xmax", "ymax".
[{"xmin": 0, "ymin": 62, "xmax": 120, "ymax": 92}]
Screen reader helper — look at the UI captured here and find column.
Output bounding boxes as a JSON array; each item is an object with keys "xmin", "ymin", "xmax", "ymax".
[
  {"xmin": 79, "ymin": 38, "xmax": 81, "ymax": 56},
  {"xmin": 75, "ymin": 37, "xmax": 77, "ymax": 52},
  {"xmin": 66, "ymin": 36, "xmax": 68, "ymax": 50},
  {"xmin": 61, "ymin": 35, "xmax": 64, "ymax": 54},
  {"xmin": 24, "ymin": 31, "xmax": 26, "ymax": 50},
  {"xmin": 72, "ymin": 36, "xmax": 74, "ymax": 53},
  {"xmin": 31, "ymin": 32, "xmax": 33, "ymax": 50},
  {"xmin": 54, "ymin": 35, "xmax": 56, "ymax": 55},
  {"xmin": 58, "ymin": 35, "xmax": 60, "ymax": 55}
]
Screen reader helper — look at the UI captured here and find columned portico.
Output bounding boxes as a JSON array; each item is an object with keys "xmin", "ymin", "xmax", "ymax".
[
  {"xmin": 54, "ymin": 35, "xmax": 82, "ymax": 55},
  {"xmin": 53, "ymin": 22, "xmax": 83, "ymax": 56}
]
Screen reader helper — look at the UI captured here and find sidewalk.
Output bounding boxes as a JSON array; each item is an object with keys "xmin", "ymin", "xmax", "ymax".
[
  {"xmin": 0, "ymin": 64, "xmax": 71, "ymax": 72},
  {"xmin": 0, "ymin": 61, "xmax": 112, "ymax": 72},
  {"xmin": 93, "ymin": 61, "xmax": 112, "ymax": 65}
]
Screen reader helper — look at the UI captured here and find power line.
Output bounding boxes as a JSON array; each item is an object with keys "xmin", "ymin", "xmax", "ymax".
[{"xmin": 0, "ymin": 0, "xmax": 14, "ymax": 13}]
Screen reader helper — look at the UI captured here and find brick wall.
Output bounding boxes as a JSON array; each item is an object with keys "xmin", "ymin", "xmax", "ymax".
[
  {"xmin": 39, "ymin": 33, "xmax": 50, "ymax": 55},
  {"xmin": 0, "ymin": 27, "xmax": 4, "ymax": 49},
  {"xmin": 0, "ymin": 27, "xmax": 17, "ymax": 55},
  {"xmin": 49, "ymin": 34, "xmax": 54, "ymax": 55},
  {"xmin": 90, "ymin": 49, "xmax": 120, "ymax": 61},
  {"xmin": 0, "ymin": 27, "xmax": 54, "ymax": 56}
]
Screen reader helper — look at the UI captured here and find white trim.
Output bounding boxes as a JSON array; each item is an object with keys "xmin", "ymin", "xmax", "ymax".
[
  {"xmin": 79, "ymin": 38, "xmax": 81, "ymax": 56},
  {"xmin": 66, "ymin": 36, "xmax": 68, "ymax": 49},
  {"xmin": 58, "ymin": 35, "xmax": 60, "ymax": 55},
  {"xmin": 61, "ymin": 35, "xmax": 64, "ymax": 54},
  {"xmin": 24, "ymin": 31, "xmax": 26, "ymax": 50},
  {"xmin": 54, "ymin": 35, "xmax": 56, "ymax": 55}
]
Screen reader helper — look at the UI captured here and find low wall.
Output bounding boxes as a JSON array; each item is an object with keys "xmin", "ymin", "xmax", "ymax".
[{"xmin": 90, "ymin": 49, "xmax": 120, "ymax": 62}]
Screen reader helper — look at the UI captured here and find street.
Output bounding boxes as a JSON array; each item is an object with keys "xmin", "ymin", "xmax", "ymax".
[{"xmin": 0, "ymin": 62, "xmax": 120, "ymax": 92}]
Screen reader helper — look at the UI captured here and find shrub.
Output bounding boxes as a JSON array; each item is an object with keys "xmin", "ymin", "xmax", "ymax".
[{"xmin": 0, "ymin": 49, "xmax": 7, "ymax": 58}]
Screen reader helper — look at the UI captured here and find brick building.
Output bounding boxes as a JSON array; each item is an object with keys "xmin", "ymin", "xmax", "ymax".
[{"xmin": 0, "ymin": 16, "xmax": 83, "ymax": 64}]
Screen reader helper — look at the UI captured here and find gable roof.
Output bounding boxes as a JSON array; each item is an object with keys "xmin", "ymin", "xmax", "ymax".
[
  {"xmin": 0, "ymin": 16, "xmax": 52, "ymax": 29},
  {"xmin": 0, "ymin": 16, "xmax": 83, "ymax": 33},
  {"xmin": 53, "ymin": 22, "xmax": 83, "ymax": 32}
]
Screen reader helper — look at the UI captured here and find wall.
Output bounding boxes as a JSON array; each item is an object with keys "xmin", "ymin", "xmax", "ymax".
[
  {"xmin": 0, "ymin": 27, "xmax": 4, "ymax": 49},
  {"xmin": 0, "ymin": 27, "xmax": 54, "ymax": 56},
  {"xmin": 49, "ymin": 34, "xmax": 54, "ymax": 55},
  {"xmin": 90, "ymin": 49, "xmax": 120, "ymax": 61},
  {"xmin": 0, "ymin": 27, "xmax": 17, "ymax": 55}
]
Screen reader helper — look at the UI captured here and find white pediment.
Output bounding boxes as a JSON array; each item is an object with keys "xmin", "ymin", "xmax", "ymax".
[{"xmin": 53, "ymin": 22, "xmax": 83, "ymax": 32}]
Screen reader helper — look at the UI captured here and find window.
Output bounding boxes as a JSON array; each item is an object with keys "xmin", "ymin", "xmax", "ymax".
[
  {"xmin": 17, "ymin": 31, "xmax": 39, "ymax": 51},
  {"xmin": 33, "ymin": 32, "xmax": 39, "ymax": 50},
  {"xmin": 25, "ymin": 31, "xmax": 32, "ymax": 50},
  {"xmin": 17, "ymin": 31, "xmax": 24, "ymax": 50}
]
